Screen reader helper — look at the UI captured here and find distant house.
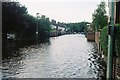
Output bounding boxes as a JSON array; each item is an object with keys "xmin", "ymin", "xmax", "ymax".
[
  {"xmin": 50, "ymin": 24, "xmax": 56, "ymax": 30},
  {"xmin": 50, "ymin": 20, "xmax": 66, "ymax": 36},
  {"xmin": 50, "ymin": 24, "xmax": 66, "ymax": 32},
  {"xmin": 50, "ymin": 20, "xmax": 66, "ymax": 32},
  {"xmin": 86, "ymin": 23, "xmax": 92, "ymax": 32},
  {"xmin": 57, "ymin": 25, "xmax": 66, "ymax": 32}
]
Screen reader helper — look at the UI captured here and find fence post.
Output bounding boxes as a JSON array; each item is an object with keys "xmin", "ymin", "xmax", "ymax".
[{"xmin": 106, "ymin": 0, "xmax": 115, "ymax": 79}]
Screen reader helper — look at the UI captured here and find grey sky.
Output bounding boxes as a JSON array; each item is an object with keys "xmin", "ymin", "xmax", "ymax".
[{"xmin": 19, "ymin": 0, "xmax": 108, "ymax": 23}]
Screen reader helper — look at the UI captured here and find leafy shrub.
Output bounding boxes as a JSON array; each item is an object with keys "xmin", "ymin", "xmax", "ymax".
[
  {"xmin": 115, "ymin": 24, "xmax": 120, "ymax": 56},
  {"xmin": 100, "ymin": 26, "xmax": 108, "ymax": 56},
  {"xmin": 100, "ymin": 24, "xmax": 120, "ymax": 56}
]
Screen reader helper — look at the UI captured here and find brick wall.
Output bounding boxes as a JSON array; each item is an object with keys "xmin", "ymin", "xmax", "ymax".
[
  {"xmin": 95, "ymin": 32, "xmax": 100, "ymax": 48},
  {"xmin": 86, "ymin": 32, "xmax": 95, "ymax": 41}
]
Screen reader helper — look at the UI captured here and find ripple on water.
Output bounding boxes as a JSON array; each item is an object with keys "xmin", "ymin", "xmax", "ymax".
[{"xmin": 2, "ymin": 34, "xmax": 105, "ymax": 78}]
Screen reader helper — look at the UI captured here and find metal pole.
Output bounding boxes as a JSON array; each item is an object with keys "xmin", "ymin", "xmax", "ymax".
[
  {"xmin": 36, "ymin": 13, "xmax": 39, "ymax": 43},
  {"xmin": 106, "ymin": 0, "xmax": 115, "ymax": 79}
]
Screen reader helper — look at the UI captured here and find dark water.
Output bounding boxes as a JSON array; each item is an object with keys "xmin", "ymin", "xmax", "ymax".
[{"xmin": 1, "ymin": 34, "xmax": 105, "ymax": 79}]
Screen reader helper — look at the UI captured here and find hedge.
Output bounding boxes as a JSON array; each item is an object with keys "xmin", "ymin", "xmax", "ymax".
[
  {"xmin": 115, "ymin": 24, "xmax": 120, "ymax": 56},
  {"xmin": 100, "ymin": 26, "xmax": 108, "ymax": 56},
  {"xmin": 100, "ymin": 24, "xmax": 120, "ymax": 56}
]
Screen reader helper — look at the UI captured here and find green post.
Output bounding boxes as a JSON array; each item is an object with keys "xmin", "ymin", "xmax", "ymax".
[{"xmin": 106, "ymin": 0, "xmax": 115, "ymax": 79}]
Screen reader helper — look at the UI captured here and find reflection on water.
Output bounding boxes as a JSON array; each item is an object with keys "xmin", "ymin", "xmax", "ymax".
[{"xmin": 2, "ymin": 34, "xmax": 105, "ymax": 79}]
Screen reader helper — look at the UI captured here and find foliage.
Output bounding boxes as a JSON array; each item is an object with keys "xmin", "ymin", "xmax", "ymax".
[
  {"xmin": 92, "ymin": 1, "xmax": 108, "ymax": 31},
  {"xmin": 38, "ymin": 15, "xmax": 51, "ymax": 32},
  {"xmin": 20, "ymin": 14, "xmax": 37, "ymax": 40},
  {"xmin": 100, "ymin": 26, "xmax": 108, "ymax": 56},
  {"xmin": 100, "ymin": 24, "xmax": 120, "ymax": 56},
  {"xmin": 115, "ymin": 24, "xmax": 120, "ymax": 56},
  {"xmin": 38, "ymin": 15, "xmax": 51, "ymax": 41},
  {"xmin": 2, "ymin": 2, "xmax": 27, "ymax": 33},
  {"xmin": 2, "ymin": 2, "xmax": 51, "ymax": 44},
  {"xmin": 65, "ymin": 22, "xmax": 89, "ymax": 33}
]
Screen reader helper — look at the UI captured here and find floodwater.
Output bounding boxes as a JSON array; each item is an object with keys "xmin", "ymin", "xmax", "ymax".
[{"xmin": 2, "ymin": 34, "xmax": 105, "ymax": 79}]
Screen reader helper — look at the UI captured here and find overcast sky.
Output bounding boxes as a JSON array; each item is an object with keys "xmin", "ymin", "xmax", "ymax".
[{"xmin": 19, "ymin": 0, "xmax": 108, "ymax": 23}]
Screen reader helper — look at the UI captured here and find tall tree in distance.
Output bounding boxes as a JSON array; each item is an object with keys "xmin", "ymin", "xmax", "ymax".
[
  {"xmin": 92, "ymin": 1, "xmax": 108, "ymax": 31},
  {"xmin": 38, "ymin": 15, "xmax": 51, "ymax": 42}
]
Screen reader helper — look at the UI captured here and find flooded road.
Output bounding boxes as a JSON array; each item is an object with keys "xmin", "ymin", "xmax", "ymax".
[{"xmin": 2, "ymin": 34, "xmax": 105, "ymax": 79}]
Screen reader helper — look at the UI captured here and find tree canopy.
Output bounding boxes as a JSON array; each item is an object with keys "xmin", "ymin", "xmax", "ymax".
[
  {"xmin": 2, "ymin": 2, "xmax": 51, "ymax": 42},
  {"xmin": 2, "ymin": 2, "xmax": 28, "ymax": 33},
  {"xmin": 92, "ymin": 1, "xmax": 108, "ymax": 31},
  {"xmin": 65, "ymin": 22, "xmax": 89, "ymax": 33}
]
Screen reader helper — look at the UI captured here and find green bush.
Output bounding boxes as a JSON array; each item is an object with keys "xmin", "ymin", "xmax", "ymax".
[
  {"xmin": 100, "ymin": 26, "xmax": 108, "ymax": 56},
  {"xmin": 100, "ymin": 24, "xmax": 120, "ymax": 56},
  {"xmin": 115, "ymin": 24, "xmax": 120, "ymax": 56}
]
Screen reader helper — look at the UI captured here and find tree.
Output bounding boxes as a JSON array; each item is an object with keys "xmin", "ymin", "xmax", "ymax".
[
  {"xmin": 92, "ymin": 1, "xmax": 108, "ymax": 31},
  {"xmin": 65, "ymin": 22, "xmax": 89, "ymax": 33},
  {"xmin": 37, "ymin": 15, "xmax": 51, "ymax": 41},
  {"xmin": 2, "ymin": 2, "xmax": 51, "ymax": 43},
  {"xmin": 20, "ymin": 14, "xmax": 37, "ymax": 41},
  {"xmin": 2, "ymin": 2, "xmax": 28, "ymax": 41},
  {"xmin": 2, "ymin": 2, "xmax": 28, "ymax": 33}
]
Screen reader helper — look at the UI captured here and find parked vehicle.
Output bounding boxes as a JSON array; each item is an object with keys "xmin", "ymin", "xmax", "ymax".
[{"xmin": 7, "ymin": 33, "xmax": 16, "ymax": 40}]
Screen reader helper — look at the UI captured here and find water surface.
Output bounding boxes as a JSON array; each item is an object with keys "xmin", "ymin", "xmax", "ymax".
[{"xmin": 2, "ymin": 34, "xmax": 105, "ymax": 79}]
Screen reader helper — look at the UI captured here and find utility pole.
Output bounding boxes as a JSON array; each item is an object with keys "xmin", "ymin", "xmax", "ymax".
[
  {"xmin": 36, "ymin": 13, "xmax": 39, "ymax": 43},
  {"xmin": 83, "ymin": 20, "xmax": 86, "ymax": 34},
  {"xmin": 106, "ymin": 0, "xmax": 115, "ymax": 79}
]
